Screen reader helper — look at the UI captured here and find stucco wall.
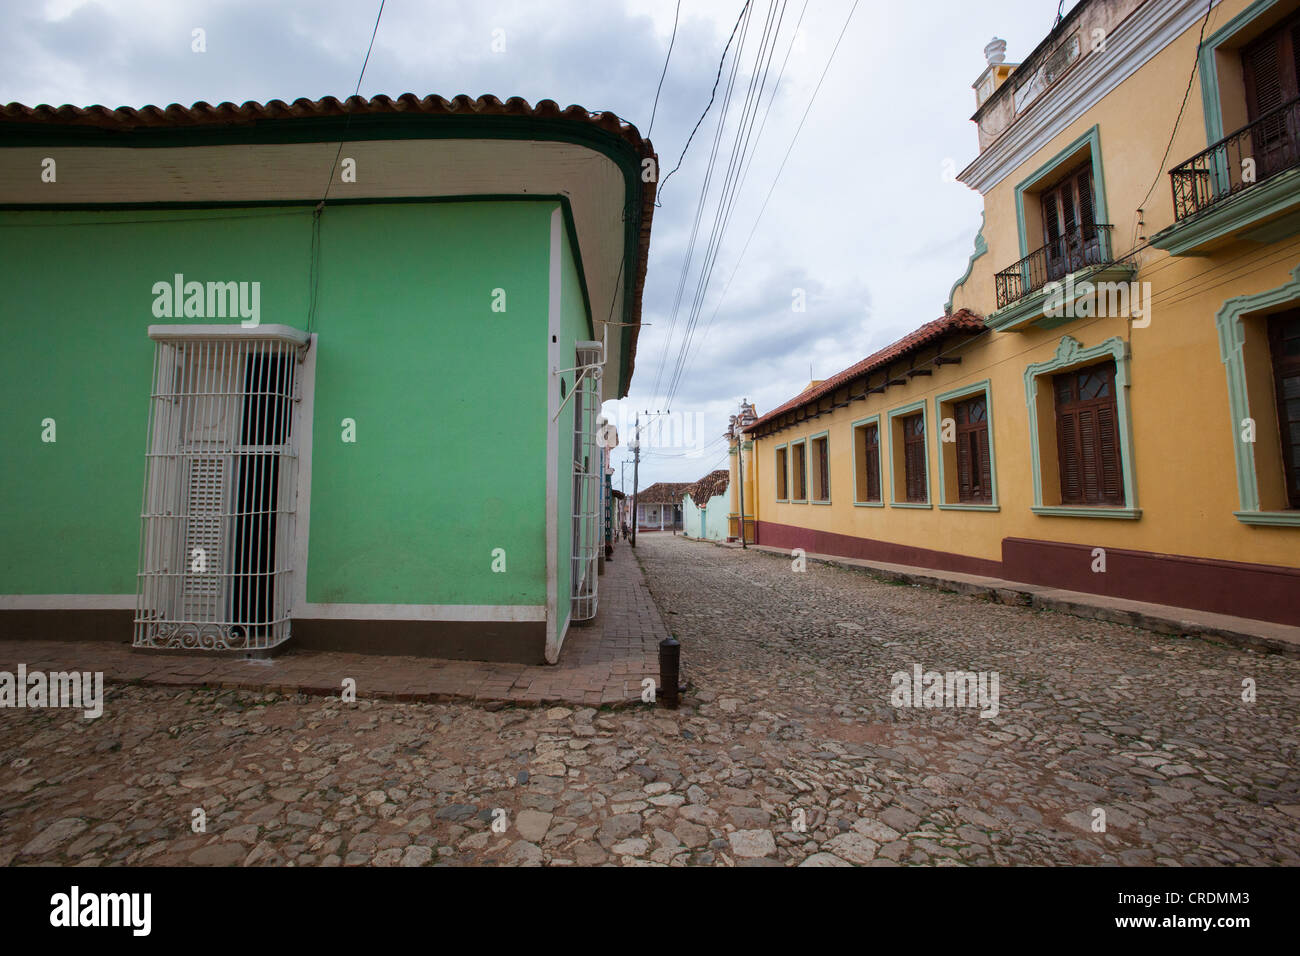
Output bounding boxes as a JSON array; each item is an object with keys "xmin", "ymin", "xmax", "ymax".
[{"xmin": 0, "ymin": 200, "xmax": 557, "ymax": 610}]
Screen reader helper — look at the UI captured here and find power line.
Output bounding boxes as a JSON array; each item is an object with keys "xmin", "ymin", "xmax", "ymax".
[
  {"xmin": 309, "ymin": 0, "xmax": 387, "ymax": 333},
  {"xmin": 662, "ymin": 0, "xmax": 783, "ymax": 409},
  {"xmin": 1135, "ymin": 0, "xmax": 1214, "ymax": 241},
  {"xmin": 646, "ymin": 0, "xmax": 683, "ymax": 140},
  {"xmin": 650, "ymin": 0, "xmax": 758, "ymax": 400},
  {"xmin": 664, "ymin": 0, "xmax": 788, "ymax": 412},
  {"xmin": 656, "ymin": 0, "xmax": 754, "ymax": 207},
  {"xmin": 666, "ymin": 0, "xmax": 859, "ymax": 411}
]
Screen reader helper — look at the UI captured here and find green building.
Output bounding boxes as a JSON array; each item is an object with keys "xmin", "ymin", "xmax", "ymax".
[{"xmin": 0, "ymin": 94, "xmax": 656, "ymax": 664}]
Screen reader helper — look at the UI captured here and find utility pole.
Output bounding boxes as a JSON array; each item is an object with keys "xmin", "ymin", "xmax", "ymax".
[{"xmin": 631, "ymin": 413, "xmax": 641, "ymax": 549}]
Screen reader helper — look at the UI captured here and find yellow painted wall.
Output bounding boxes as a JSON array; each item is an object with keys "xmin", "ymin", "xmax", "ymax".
[{"xmin": 753, "ymin": 0, "xmax": 1299, "ymax": 572}]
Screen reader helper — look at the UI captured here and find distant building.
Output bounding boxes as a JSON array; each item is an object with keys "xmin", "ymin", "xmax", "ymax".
[
  {"xmin": 683, "ymin": 469, "xmax": 731, "ymax": 540},
  {"xmin": 635, "ymin": 483, "xmax": 691, "ymax": 531}
]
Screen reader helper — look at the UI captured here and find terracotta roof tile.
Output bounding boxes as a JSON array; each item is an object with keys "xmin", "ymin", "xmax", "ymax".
[
  {"xmin": 686, "ymin": 469, "xmax": 730, "ymax": 503},
  {"xmin": 745, "ymin": 310, "xmax": 986, "ymax": 432},
  {"xmin": 635, "ymin": 481, "xmax": 693, "ymax": 504}
]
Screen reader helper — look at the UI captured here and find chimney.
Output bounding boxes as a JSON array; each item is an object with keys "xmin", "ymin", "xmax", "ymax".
[{"xmin": 973, "ymin": 37, "xmax": 1019, "ymax": 109}]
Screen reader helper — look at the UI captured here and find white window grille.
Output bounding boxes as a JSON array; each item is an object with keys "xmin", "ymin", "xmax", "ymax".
[
  {"xmin": 570, "ymin": 342, "xmax": 603, "ymax": 622},
  {"xmin": 134, "ymin": 325, "xmax": 308, "ymax": 652}
]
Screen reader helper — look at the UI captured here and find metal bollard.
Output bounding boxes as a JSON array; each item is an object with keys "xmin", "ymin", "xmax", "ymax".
[{"xmin": 658, "ymin": 637, "xmax": 680, "ymax": 709}]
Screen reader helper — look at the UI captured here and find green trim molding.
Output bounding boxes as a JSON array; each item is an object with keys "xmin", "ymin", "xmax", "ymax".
[
  {"xmin": 809, "ymin": 429, "xmax": 831, "ymax": 504},
  {"xmin": 886, "ymin": 400, "xmax": 932, "ymax": 508},
  {"xmin": 933, "ymin": 379, "xmax": 1001, "ymax": 511},
  {"xmin": 789, "ymin": 437, "xmax": 808, "ymax": 504},
  {"xmin": 1014, "ymin": 125, "xmax": 1111, "ymax": 261},
  {"xmin": 945, "ymin": 212, "xmax": 987, "ymax": 313},
  {"xmin": 1023, "ymin": 334, "xmax": 1141, "ymax": 519},
  {"xmin": 850, "ymin": 414, "xmax": 885, "ymax": 507},
  {"xmin": 1216, "ymin": 261, "xmax": 1300, "ymax": 526}
]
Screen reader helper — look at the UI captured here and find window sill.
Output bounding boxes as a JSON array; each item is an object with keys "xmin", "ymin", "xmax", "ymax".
[
  {"xmin": 1235, "ymin": 510, "xmax": 1300, "ymax": 527},
  {"xmin": 854, "ymin": 500, "xmax": 885, "ymax": 508},
  {"xmin": 890, "ymin": 501, "xmax": 933, "ymax": 509},
  {"xmin": 1031, "ymin": 505, "xmax": 1141, "ymax": 519},
  {"xmin": 790, "ymin": 499, "xmax": 808, "ymax": 505},
  {"xmin": 938, "ymin": 503, "xmax": 1000, "ymax": 512},
  {"xmin": 775, "ymin": 498, "xmax": 789, "ymax": 503},
  {"xmin": 811, "ymin": 499, "xmax": 832, "ymax": 506}
]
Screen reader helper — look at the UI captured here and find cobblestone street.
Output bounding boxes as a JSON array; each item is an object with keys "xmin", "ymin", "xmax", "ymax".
[{"xmin": 3, "ymin": 533, "xmax": 1299, "ymax": 866}]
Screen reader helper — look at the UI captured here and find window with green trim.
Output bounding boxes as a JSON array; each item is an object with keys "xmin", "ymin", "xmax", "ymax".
[
  {"xmin": 953, "ymin": 395, "xmax": 993, "ymax": 504},
  {"xmin": 811, "ymin": 435, "xmax": 830, "ymax": 502},
  {"xmin": 854, "ymin": 421, "xmax": 881, "ymax": 502},
  {"xmin": 775, "ymin": 446, "xmax": 789, "ymax": 501},
  {"xmin": 1053, "ymin": 361, "xmax": 1124, "ymax": 506}
]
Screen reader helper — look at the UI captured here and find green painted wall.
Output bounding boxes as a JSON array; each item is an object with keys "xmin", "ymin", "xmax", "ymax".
[
  {"xmin": 0, "ymin": 200, "xmax": 554, "ymax": 607},
  {"xmin": 305, "ymin": 201, "xmax": 550, "ymax": 605},
  {"xmin": 684, "ymin": 492, "xmax": 730, "ymax": 540},
  {"xmin": 0, "ymin": 207, "xmax": 312, "ymax": 594}
]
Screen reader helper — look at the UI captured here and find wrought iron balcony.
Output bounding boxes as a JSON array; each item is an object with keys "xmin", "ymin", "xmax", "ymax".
[
  {"xmin": 993, "ymin": 223, "xmax": 1113, "ymax": 310},
  {"xmin": 1170, "ymin": 96, "xmax": 1300, "ymax": 222}
]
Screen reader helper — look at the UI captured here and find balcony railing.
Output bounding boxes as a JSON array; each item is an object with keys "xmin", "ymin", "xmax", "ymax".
[
  {"xmin": 1170, "ymin": 95, "xmax": 1300, "ymax": 222},
  {"xmin": 993, "ymin": 223, "xmax": 1113, "ymax": 309}
]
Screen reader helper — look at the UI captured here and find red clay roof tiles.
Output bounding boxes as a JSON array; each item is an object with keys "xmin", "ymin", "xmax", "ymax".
[{"xmin": 745, "ymin": 310, "xmax": 986, "ymax": 432}]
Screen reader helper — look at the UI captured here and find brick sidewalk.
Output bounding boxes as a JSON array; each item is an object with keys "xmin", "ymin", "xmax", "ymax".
[{"xmin": 0, "ymin": 546, "xmax": 666, "ymax": 707}]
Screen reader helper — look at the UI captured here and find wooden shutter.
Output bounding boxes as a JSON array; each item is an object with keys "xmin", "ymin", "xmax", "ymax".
[
  {"xmin": 956, "ymin": 423, "xmax": 973, "ymax": 500},
  {"xmin": 902, "ymin": 414, "xmax": 926, "ymax": 502},
  {"xmin": 1242, "ymin": 13, "xmax": 1300, "ymax": 164},
  {"xmin": 1054, "ymin": 362, "xmax": 1124, "ymax": 506},
  {"xmin": 1243, "ymin": 19, "xmax": 1299, "ymax": 119},
  {"xmin": 977, "ymin": 427, "xmax": 992, "ymax": 500},
  {"xmin": 815, "ymin": 438, "xmax": 829, "ymax": 500},
  {"xmin": 954, "ymin": 396, "xmax": 991, "ymax": 503},
  {"xmin": 863, "ymin": 425, "xmax": 881, "ymax": 501},
  {"xmin": 1041, "ymin": 191, "xmax": 1063, "ymax": 252}
]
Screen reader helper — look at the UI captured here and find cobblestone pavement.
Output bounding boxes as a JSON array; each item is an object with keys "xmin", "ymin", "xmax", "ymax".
[{"xmin": 3, "ymin": 533, "xmax": 1299, "ymax": 866}]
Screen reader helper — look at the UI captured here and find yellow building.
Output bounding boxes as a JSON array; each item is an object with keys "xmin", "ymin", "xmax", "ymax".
[{"xmin": 733, "ymin": 0, "xmax": 1299, "ymax": 626}]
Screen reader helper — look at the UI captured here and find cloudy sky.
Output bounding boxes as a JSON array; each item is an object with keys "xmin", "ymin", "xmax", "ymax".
[{"xmin": 4, "ymin": 0, "xmax": 1079, "ymax": 489}]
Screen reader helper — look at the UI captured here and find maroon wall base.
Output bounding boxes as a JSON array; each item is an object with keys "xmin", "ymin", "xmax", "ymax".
[
  {"xmin": 754, "ymin": 521, "xmax": 1298, "ymax": 627},
  {"xmin": 755, "ymin": 520, "xmax": 1002, "ymax": 577},
  {"xmin": 1001, "ymin": 538, "xmax": 1300, "ymax": 627},
  {"xmin": 292, "ymin": 618, "xmax": 549, "ymax": 663},
  {"xmin": 0, "ymin": 610, "xmax": 550, "ymax": 663},
  {"xmin": 0, "ymin": 609, "xmax": 132, "ymax": 642}
]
